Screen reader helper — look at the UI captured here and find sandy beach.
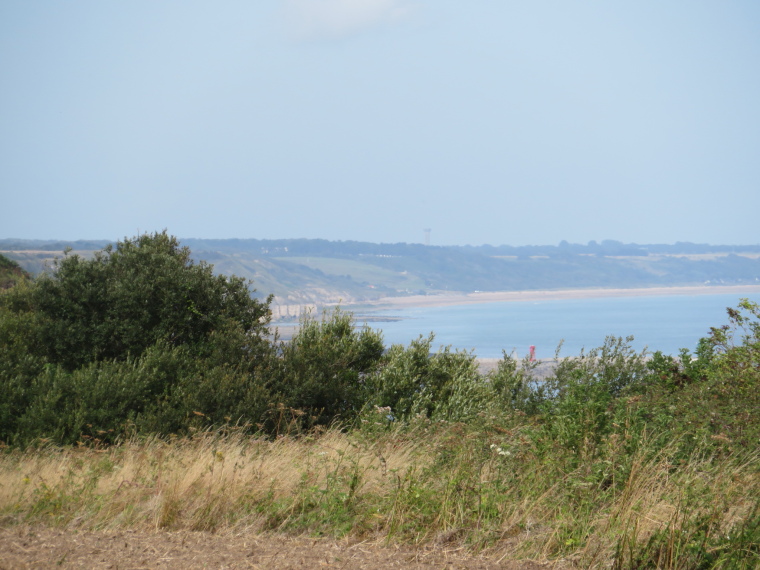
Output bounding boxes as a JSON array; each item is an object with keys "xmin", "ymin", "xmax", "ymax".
[
  {"xmin": 272, "ymin": 284, "xmax": 760, "ymax": 346},
  {"xmin": 362, "ymin": 284, "xmax": 760, "ymax": 311}
]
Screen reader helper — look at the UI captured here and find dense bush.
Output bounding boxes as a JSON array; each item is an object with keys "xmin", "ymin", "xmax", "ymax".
[
  {"xmin": 273, "ymin": 308, "xmax": 384, "ymax": 428},
  {"xmin": 0, "ymin": 232, "xmax": 276, "ymax": 445},
  {"xmin": 366, "ymin": 334, "xmax": 488, "ymax": 421},
  {"xmin": 14, "ymin": 232, "xmax": 272, "ymax": 370}
]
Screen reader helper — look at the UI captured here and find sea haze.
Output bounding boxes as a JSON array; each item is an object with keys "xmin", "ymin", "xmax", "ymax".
[{"xmin": 364, "ymin": 294, "xmax": 759, "ymax": 359}]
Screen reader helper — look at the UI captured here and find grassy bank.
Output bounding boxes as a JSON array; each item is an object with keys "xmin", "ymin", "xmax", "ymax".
[{"xmin": 2, "ymin": 392, "xmax": 758, "ymax": 568}]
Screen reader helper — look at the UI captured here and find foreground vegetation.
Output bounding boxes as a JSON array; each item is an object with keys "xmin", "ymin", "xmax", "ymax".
[{"xmin": 1, "ymin": 233, "xmax": 758, "ymax": 567}]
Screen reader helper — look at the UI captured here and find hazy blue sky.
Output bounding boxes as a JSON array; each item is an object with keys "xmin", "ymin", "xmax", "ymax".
[{"xmin": 2, "ymin": 1, "xmax": 759, "ymax": 246}]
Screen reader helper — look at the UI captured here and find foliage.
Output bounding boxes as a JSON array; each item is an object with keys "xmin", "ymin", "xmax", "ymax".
[
  {"xmin": 0, "ymin": 232, "xmax": 276, "ymax": 446},
  {"xmin": 546, "ymin": 335, "xmax": 650, "ymax": 401},
  {"xmin": 0, "ymin": 253, "xmax": 30, "ymax": 290},
  {"xmin": 366, "ymin": 334, "xmax": 489, "ymax": 421},
  {"xmin": 8, "ymin": 231, "xmax": 272, "ymax": 370},
  {"xmin": 486, "ymin": 349, "xmax": 542, "ymax": 413},
  {"xmin": 528, "ymin": 336, "xmax": 649, "ymax": 462},
  {"xmin": 274, "ymin": 308, "xmax": 384, "ymax": 428},
  {"xmin": 628, "ymin": 299, "xmax": 760, "ymax": 461},
  {"xmin": 2, "ymin": 343, "xmax": 276, "ymax": 447}
]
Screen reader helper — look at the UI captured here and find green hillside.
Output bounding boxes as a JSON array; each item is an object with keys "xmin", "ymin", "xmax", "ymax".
[
  {"xmin": 273, "ymin": 256, "xmax": 427, "ymax": 292},
  {"xmin": 3, "ymin": 238, "xmax": 760, "ymax": 313}
]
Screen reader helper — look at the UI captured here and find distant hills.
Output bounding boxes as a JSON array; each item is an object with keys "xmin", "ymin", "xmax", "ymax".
[{"xmin": 2, "ymin": 238, "xmax": 760, "ymax": 316}]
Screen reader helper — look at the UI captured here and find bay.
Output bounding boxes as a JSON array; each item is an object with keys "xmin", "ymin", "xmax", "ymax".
[{"xmin": 363, "ymin": 294, "xmax": 759, "ymax": 359}]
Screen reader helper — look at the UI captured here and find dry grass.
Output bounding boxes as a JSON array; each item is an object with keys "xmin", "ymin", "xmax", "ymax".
[
  {"xmin": 0, "ymin": 426, "xmax": 427, "ymax": 534},
  {"xmin": 2, "ymin": 422, "xmax": 757, "ymax": 568}
]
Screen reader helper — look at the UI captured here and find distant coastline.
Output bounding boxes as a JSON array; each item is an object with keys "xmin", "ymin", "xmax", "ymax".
[
  {"xmin": 272, "ymin": 284, "xmax": 760, "ymax": 339},
  {"xmin": 361, "ymin": 284, "xmax": 760, "ymax": 312}
]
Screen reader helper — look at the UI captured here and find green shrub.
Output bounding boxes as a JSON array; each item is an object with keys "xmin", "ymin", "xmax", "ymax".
[
  {"xmin": 13, "ymin": 231, "xmax": 271, "ymax": 370},
  {"xmin": 275, "ymin": 308, "xmax": 384, "ymax": 427},
  {"xmin": 0, "ymin": 232, "xmax": 277, "ymax": 445},
  {"xmin": 367, "ymin": 334, "xmax": 486, "ymax": 421},
  {"xmin": 10, "ymin": 343, "xmax": 193, "ymax": 445},
  {"xmin": 527, "ymin": 336, "xmax": 649, "ymax": 467},
  {"xmin": 487, "ymin": 350, "xmax": 542, "ymax": 414},
  {"xmin": 0, "ymin": 302, "xmax": 48, "ymax": 442}
]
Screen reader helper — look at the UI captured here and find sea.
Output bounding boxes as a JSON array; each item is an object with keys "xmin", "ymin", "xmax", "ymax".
[{"xmin": 361, "ymin": 293, "xmax": 759, "ymax": 359}]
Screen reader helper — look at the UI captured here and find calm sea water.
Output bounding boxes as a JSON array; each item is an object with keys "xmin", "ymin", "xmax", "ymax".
[{"xmin": 363, "ymin": 294, "xmax": 759, "ymax": 359}]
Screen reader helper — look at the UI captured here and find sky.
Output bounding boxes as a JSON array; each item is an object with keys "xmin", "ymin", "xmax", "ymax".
[{"xmin": 1, "ymin": 1, "xmax": 759, "ymax": 247}]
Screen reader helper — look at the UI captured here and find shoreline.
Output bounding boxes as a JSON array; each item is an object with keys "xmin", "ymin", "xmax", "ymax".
[
  {"xmin": 358, "ymin": 284, "xmax": 760, "ymax": 312},
  {"xmin": 272, "ymin": 284, "xmax": 760, "ymax": 344}
]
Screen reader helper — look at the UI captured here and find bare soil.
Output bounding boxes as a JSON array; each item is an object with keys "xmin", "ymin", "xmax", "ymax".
[{"xmin": 0, "ymin": 527, "xmax": 556, "ymax": 569}]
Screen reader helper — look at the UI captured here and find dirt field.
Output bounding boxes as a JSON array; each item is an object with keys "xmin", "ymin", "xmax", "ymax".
[{"xmin": 0, "ymin": 527, "xmax": 554, "ymax": 569}]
